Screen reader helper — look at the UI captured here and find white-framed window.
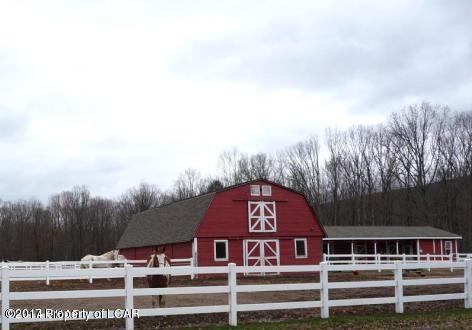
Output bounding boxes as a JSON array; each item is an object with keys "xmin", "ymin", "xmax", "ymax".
[
  {"xmin": 294, "ymin": 238, "xmax": 308, "ymax": 258},
  {"xmin": 214, "ymin": 240, "xmax": 228, "ymax": 261},
  {"xmin": 248, "ymin": 201, "xmax": 277, "ymax": 232},
  {"xmin": 444, "ymin": 240, "xmax": 452, "ymax": 255},
  {"xmin": 250, "ymin": 185, "xmax": 260, "ymax": 196},
  {"xmin": 261, "ymin": 185, "xmax": 272, "ymax": 196}
]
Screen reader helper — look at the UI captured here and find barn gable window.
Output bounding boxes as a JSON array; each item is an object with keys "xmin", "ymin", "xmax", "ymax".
[
  {"xmin": 250, "ymin": 185, "xmax": 260, "ymax": 196},
  {"xmin": 294, "ymin": 238, "xmax": 308, "ymax": 258},
  {"xmin": 248, "ymin": 201, "xmax": 277, "ymax": 232},
  {"xmin": 214, "ymin": 240, "xmax": 228, "ymax": 261},
  {"xmin": 261, "ymin": 185, "xmax": 272, "ymax": 196}
]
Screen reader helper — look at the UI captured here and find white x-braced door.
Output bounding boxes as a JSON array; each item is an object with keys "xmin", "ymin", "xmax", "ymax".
[
  {"xmin": 244, "ymin": 239, "xmax": 280, "ymax": 269},
  {"xmin": 248, "ymin": 201, "xmax": 277, "ymax": 232}
]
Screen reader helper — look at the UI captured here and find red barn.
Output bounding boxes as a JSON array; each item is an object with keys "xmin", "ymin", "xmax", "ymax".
[{"xmin": 117, "ymin": 179, "xmax": 326, "ymax": 267}]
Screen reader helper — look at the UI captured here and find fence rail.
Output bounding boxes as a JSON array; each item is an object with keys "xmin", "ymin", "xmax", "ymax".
[
  {"xmin": 1, "ymin": 259, "xmax": 471, "ymax": 329},
  {"xmin": 1, "ymin": 258, "xmax": 194, "ymax": 284},
  {"xmin": 323, "ymin": 253, "xmax": 472, "ymax": 272}
]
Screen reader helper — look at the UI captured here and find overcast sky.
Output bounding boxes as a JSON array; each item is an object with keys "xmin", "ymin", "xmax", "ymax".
[{"xmin": 0, "ymin": 0, "xmax": 471, "ymax": 201}]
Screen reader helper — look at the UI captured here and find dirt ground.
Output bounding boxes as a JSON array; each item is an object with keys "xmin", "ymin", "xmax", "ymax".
[{"xmin": 7, "ymin": 269, "xmax": 467, "ymax": 329}]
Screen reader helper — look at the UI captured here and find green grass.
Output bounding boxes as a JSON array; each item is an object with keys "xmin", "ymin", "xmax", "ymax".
[{"xmin": 192, "ymin": 309, "xmax": 472, "ymax": 329}]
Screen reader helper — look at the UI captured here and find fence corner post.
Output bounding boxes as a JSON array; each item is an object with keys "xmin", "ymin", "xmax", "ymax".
[
  {"xmin": 1, "ymin": 265, "xmax": 11, "ymax": 330},
  {"xmin": 320, "ymin": 261, "xmax": 329, "ymax": 318},
  {"xmin": 394, "ymin": 261, "xmax": 404, "ymax": 314},
  {"xmin": 124, "ymin": 264, "xmax": 134, "ymax": 330},
  {"xmin": 228, "ymin": 263, "xmax": 237, "ymax": 326}
]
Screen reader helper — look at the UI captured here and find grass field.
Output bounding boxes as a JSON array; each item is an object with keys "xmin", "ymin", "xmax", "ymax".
[{"xmin": 200, "ymin": 309, "xmax": 472, "ymax": 329}]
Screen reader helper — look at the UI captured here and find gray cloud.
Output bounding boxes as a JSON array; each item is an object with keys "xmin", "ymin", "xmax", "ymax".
[
  {"xmin": 0, "ymin": 1, "xmax": 471, "ymax": 201},
  {"xmin": 171, "ymin": 1, "xmax": 472, "ymax": 113}
]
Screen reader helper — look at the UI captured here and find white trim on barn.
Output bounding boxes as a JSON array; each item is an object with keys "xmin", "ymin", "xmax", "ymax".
[
  {"xmin": 250, "ymin": 185, "xmax": 260, "ymax": 196},
  {"xmin": 261, "ymin": 185, "xmax": 272, "ymax": 196},
  {"xmin": 294, "ymin": 238, "xmax": 308, "ymax": 258},
  {"xmin": 192, "ymin": 238, "xmax": 198, "ymax": 267},
  {"xmin": 441, "ymin": 239, "xmax": 444, "ymax": 259},
  {"xmin": 214, "ymin": 240, "xmax": 229, "ymax": 262},
  {"xmin": 248, "ymin": 201, "xmax": 277, "ymax": 233}
]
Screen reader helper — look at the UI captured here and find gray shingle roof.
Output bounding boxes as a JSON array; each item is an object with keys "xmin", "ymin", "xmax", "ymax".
[
  {"xmin": 116, "ymin": 193, "xmax": 215, "ymax": 249},
  {"xmin": 323, "ymin": 226, "xmax": 461, "ymax": 239}
]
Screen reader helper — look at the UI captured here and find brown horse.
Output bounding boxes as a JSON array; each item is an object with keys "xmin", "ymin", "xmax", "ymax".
[{"xmin": 146, "ymin": 248, "xmax": 171, "ymax": 308}]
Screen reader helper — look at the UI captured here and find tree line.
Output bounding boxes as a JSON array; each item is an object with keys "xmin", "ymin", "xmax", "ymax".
[{"xmin": 0, "ymin": 102, "xmax": 471, "ymax": 261}]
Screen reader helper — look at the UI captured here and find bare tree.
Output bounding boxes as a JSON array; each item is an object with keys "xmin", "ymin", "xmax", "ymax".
[{"xmin": 282, "ymin": 136, "xmax": 322, "ymax": 211}]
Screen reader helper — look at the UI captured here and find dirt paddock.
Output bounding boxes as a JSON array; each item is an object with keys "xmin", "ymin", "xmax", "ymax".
[{"xmin": 7, "ymin": 269, "xmax": 467, "ymax": 329}]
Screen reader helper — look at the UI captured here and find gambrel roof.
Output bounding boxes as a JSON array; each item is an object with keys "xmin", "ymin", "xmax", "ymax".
[
  {"xmin": 323, "ymin": 226, "xmax": 461, "ymax": 240},
  {"xmin": 116, "ymin": 193, "xmax": 215, "ymax": 249},
  {"xmin": 116, "ymin": 178, "xmax": 324, "ymax": 249}
]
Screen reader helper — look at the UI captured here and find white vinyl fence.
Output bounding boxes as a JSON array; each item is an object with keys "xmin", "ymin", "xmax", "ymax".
[
  {"xmin": 1, "ymin": 258, "xmax": 194, "ymax": 284},
  {"xmin": 323, "ymin": 253, "xmax": 463, "ymax": 265},
  {"xmin": 1, "ymin": 259, "xmax": 471, "ymax": 329}
]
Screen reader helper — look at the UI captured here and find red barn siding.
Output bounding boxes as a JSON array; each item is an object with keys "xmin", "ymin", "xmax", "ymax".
[
  {"xmin": 197, "ymin": 236, "xmax": 322, "ymax": 267},
  {"xmin": 195, "ymin": 180, "xmax": 324, "ymax": 266},
  {"xmin": 197, "ymin": 181, "xmax": 324, "ymax": 239},
  {"xmin": 120, "ymin": 241, "xmax": 192, "ymax": 263}
]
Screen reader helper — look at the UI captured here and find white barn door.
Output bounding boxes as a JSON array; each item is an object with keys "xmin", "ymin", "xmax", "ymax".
[{"xmin": 244, "ymin": 239, "xmax": 280, "ymax": 275}]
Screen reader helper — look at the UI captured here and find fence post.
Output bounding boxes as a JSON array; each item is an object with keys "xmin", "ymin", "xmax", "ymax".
[
  {"xmin": 45, "ymin": 260, "xmax": 50, "ymax": 285},
  {"xmin": 351, "ymin": 253, "xmax": 355, "ymax": 265},
  {"xmin": 465, "ymin": 259, "xmax": 472, "ymax": 309},
  {"xmin": 228, "ymin": 263, "xmax": 237, "ymax": 326},
  {"xmin": 402, "ymin": 253, "xmax": 406, "ymax": 263},
  {"xmin": 125, "ymin": 264, "xmax": 134, "ymax": 330},
  {"xmin": 394, "ymin": 261, "xmax": 404, "ymax": 314},
  {"xmin": 450, "ymin": 254, "xmax": 454, "ymax": 272},
  {"xmin": 190, "ymin": 258, "xmax": 195, "ymax": 280},
  {"xmin": 89, "ymin": 261, "xmax": 93, "ymax": 284},
  {"xmin": 320, "ymin": 262, "xmax": 329, "ymax": 318},
  {"xmin": 377, "ymin": 254, "xmax": 381, "ymax": 273},
  {"xmin": 426, "ymin": 254, "xmax": 430, "ymax": 272},
  {"xmin": 1, "ymin": 266, "xmax": 10, "ymax": 330}
]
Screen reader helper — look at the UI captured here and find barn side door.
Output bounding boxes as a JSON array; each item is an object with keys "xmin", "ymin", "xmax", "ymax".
[{"xmin": 243, "ymin": 239, "xmax": 280, "ymax": 275}]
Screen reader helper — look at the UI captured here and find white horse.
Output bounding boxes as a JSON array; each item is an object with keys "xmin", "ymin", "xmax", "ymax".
[{"xmin": 80, "ymin": 250, "xmax": 126, "ymax": 268}]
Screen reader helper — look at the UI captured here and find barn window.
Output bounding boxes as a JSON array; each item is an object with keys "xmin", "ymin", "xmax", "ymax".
[
  {"xmin": 261, "ymin": 185, "xmax": 272, "ymax": 196},
  {"xmin": 250, "ymin": 185, "xmax": 260, "ymax": 196},
  {"xmin": 294, "ymin": 238, "xmax": 308, "ymax": 258},
  {"xmin": 248, "ymin": 201, "xmax": 277, "ymax": 232},
  {"xmin": 444, "ymin": 240, "xmax": 452, "ymax": 255},
  {"xmin": 214, "ymin": 240, "xmax": 228, "ymax": 261}
]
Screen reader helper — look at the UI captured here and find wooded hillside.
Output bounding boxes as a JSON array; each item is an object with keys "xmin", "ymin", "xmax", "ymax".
[{"xmin": 1, "ymin": 103, "xmax": 471, "ymax": 260}]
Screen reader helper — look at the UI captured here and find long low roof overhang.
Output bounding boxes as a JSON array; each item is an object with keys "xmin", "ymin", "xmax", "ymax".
[{"xmin": 323, "ymin": 236, "xmax": 462, "ymax": 241}]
